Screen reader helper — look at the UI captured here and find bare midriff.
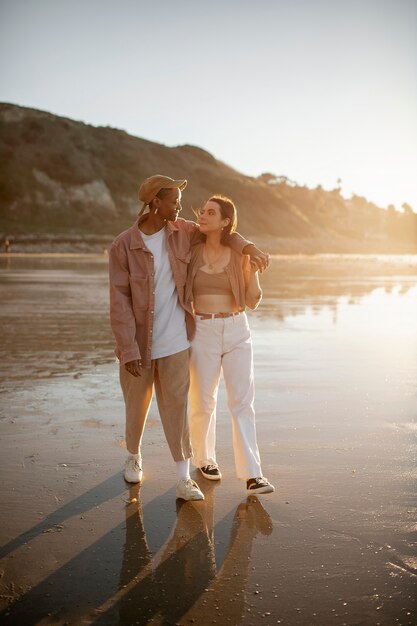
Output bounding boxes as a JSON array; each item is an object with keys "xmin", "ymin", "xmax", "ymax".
[{"xmin": 193, "ymin": 293, "xmax": 240, "ymax": 314}]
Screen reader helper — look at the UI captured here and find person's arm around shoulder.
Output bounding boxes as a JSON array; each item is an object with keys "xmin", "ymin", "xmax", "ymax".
[
  {"xmin": 177, "ymin": 217, "xmax": 202, "ymax": 245},
  {"xmin": 178, "ymin": 218, "xmax": 270, "ymax": 271},
  {"xmin": 243, "ymin": 255, "xmax": 263, "ymax": 310},
  {"xmin": 109, "ymin": 241, "xmax": 142, "ymax": 376},
  {"xmin": 240, "ymin": 241, "xmax": 270, "ymax": 274},
  {"xmin": 221, "ymin": 231, "xmax": 271, "ymax": 273}
]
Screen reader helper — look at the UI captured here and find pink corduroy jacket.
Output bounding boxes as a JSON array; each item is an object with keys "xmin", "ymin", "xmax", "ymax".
[{"xmin": 109, "ymin": 217, "xmax": 251, "ymax": 367}]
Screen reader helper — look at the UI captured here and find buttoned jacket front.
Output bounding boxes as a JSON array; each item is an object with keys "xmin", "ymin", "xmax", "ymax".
[{"xmin": 109, "ymin": 217, "xmax": 250, "ymax": 367}]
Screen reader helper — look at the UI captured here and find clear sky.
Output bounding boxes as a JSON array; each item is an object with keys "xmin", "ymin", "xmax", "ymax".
[{"xmin": 1, "ymin": 0, "xmax": 416, "ymax": 210}]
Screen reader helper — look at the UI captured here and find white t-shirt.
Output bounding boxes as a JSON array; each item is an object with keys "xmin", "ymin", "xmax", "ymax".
[{"xmin": 141, "ymin": 227, "xmax": 190, "ymax": 360}]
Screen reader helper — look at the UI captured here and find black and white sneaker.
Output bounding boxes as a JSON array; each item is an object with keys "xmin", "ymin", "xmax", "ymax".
[
  {"xmin": 199, "ymin": 464, "xmax": 222, "ymax": 481},
  {"xmin": 246, "ymin": 477, "xmax": 275, "ymax": 494}
]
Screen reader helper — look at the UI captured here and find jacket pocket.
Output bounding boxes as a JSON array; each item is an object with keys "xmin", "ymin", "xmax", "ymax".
[
  {"xmin": 176, "ymin": 251, "xmax": 191, "ymax": 264},
  {"xmin": 175, "ymin": 251, "xmax": 191, "ymax": 286},
  {"xmin": 129, "ymin": 275, "xmax": 149, "ymax": 311}
]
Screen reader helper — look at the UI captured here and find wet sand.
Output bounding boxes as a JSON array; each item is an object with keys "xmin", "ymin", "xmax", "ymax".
[{"xmin": 0, "ymin": 254, "xmax": 416, "ymax": 625}]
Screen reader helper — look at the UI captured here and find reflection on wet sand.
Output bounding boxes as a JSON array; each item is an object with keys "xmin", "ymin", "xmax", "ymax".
[
  {"xmin": 259, "ymin": 257, "xmax": 417, "ymax": 322},
  {"xmin": 1, "ymin": 254, "xmax": 416, "ymax": 392},
  {"xmin": 0, "ymin": 478, "xmax": 273, "ymax": 626},
  {"xmin": 0, "ymin": 260, "xmax": 111, "ymax": 393},
  {"xmin": 93, "ymin": 482, "xmax": 272, "ymax": 625}
]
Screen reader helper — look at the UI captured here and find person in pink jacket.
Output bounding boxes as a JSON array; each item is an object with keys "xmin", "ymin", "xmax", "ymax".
[{"xmin": 109, "ymin": 175, "xmax": 269, "ymax": 501}]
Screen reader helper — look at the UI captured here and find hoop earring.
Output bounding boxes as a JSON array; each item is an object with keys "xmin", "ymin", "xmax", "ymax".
[{"xmin": 154, "ymin": 208, "xmax": 158, "ymax": 215}]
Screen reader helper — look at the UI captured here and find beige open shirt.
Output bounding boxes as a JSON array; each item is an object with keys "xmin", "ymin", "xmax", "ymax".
[{"xmin": 109, "ymin": 217, "xmax": 251, "ymax": 368}]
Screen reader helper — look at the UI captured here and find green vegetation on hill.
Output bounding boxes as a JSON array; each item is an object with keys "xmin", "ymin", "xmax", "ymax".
[{"xmin": 0, "ymin": 103, "xmax": 416, "ymax": 252}]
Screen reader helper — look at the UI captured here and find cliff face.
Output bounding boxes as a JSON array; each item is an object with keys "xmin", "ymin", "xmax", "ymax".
[{"xmin": 1, "ymin": 102, "xmax": 416, "ymax": 251}]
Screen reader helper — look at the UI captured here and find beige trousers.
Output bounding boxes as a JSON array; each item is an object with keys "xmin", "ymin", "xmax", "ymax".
[{"xmin": 120, "ymin": 349, "xmax": 192, "ymax": 462}]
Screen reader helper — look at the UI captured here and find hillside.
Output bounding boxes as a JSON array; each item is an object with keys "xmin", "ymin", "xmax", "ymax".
[{"xmin": 1, "ymin": 103, "xmax": 416, "ymax": 252}]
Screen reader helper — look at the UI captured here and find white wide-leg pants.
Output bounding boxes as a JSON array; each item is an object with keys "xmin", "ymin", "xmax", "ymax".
[{"xmin": 189, "ymin": 312, "xmax": 263, "ymax": 480}]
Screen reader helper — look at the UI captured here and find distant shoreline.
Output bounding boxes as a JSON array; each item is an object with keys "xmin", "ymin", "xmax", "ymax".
[
  {"xmin": 1, "ymin": 235, "xmax": 417, "ymax": 256},
  {"xmin": 1, "ymin": 251, "xmax": 417, "ymax": 260},
  {"xmin": 2, "ymin": 251, "xmax": 417, "ymax": 282},
  {"xmin": 0, "ymin": 252, "xmax": 108, "ymax": 258}
]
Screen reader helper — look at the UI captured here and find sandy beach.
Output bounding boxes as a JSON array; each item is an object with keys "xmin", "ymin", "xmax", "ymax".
[{"xmin": 0, "ymin": 254, "xmax": 416, "ymax": 626}]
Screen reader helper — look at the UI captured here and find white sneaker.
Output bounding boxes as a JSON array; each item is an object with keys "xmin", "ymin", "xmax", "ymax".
[
  {"xmin": 124, "ymin": 456, "xmax": 143, "ymax": 483},
  {"xmin": 176, "ymin": 477, "xmax": 204, "ymax": 501}
]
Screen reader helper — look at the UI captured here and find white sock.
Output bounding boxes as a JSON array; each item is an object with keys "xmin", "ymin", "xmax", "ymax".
[
  {"xmin": 176, "ymin": 458, "xmax": 190, "ymax": 481},
  {"xmin": 128, "ymin": 452, "xmax": 142, "ymax": 465}
]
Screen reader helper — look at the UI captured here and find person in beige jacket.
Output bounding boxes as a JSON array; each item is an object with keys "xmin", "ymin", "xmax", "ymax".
[{"xmin": 109, "ymin": 176, "xmax": 269, "ymax": 501}]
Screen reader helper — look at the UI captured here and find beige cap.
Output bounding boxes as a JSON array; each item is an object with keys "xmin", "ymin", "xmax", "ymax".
[{"xmin": 138, "ymin": 175, "xmax": 187, "ymax": 204}]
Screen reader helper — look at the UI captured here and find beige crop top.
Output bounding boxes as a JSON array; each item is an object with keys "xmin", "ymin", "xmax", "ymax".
[{"xmin": 192, "ymin": 268, "xmax": 233, "ymax": 297}]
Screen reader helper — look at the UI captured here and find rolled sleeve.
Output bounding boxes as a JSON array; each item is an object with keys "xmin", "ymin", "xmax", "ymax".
[
  {"xmin": 243, "ymin": 256, "xmax": 262, "ymax": 310},
  {"xmin": 228, "ymin": 232, "xmax": 253, "ymax": 254}
]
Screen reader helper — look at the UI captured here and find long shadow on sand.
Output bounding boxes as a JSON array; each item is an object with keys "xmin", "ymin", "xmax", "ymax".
[
  {"xmin": 0, "ymin": 472, "xmax": 125, "ymax": 560},
  {"xmin": 0, "ymin": 479, "xmax": 273, "ymax": 625},
  {"xmin": 95, "ymin": 483, "xmax": 273, "ymax": 626}
]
